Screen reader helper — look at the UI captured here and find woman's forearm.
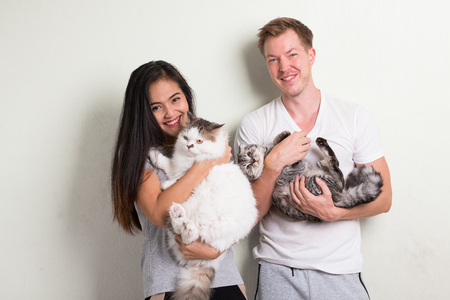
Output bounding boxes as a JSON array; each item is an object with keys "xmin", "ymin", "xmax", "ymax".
[{"xmin": 138, "ymin": 161, "xmax": 216, "ymax": 227}]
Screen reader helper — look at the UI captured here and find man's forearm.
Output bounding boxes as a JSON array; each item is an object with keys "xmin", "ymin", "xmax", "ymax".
[
  {"xmin": 341, "ymin": 157, "xmax": 392, "ymax": 220},
  {"xmin": 251, "ymin": 166, "xmax": 281, "ymax": 223}
]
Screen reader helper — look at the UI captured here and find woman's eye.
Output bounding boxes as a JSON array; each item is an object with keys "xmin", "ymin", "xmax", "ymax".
[
  {"xmin": 172, "ymin": 97, "xmax": 180, "ymax": 103},
  {"xmin": 247, "ymin": 152, "xmax": 252, "ymax": 157},
  {"xmin": 151, "ymin": 105, "xmax": 161, "ymax": 111},
  {"xmin": 197, "ymin": 140, "xmax": 203, "ymax": 144}
]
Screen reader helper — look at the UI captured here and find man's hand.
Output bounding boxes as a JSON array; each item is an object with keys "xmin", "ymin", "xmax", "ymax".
[
  {"xmin": 175, "ymin": 234, "xmax": 222, "ymax": 260},
  {"xmin": 289, "ymin": 175, "xmax": 346, "ymax": 222},
  {"xmin": 264, "ymin": 131, "xmax": 311, "ymax": 173},
  {"xmin": 288, "ymin": 157, "xmax": 392, "ymax": 222},
  {"xmin": 251, "ymin": 131, "xmax": 311, "ymax": 222}
]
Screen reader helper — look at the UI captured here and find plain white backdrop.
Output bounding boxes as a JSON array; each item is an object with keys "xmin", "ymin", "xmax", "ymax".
[{"xmin": 1, "ymin": 1, "xmax": 449, "ymax": 299}]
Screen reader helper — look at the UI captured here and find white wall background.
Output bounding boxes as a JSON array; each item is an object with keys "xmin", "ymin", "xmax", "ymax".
[{"xmin": 1, "ymin": 0, "xmax": 449, "ymax": 299}]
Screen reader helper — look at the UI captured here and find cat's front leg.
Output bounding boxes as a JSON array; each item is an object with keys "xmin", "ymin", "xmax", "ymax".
[
  {"xmin": 169, "ymin": 203, "xmax": 199, "ymax": 244},
  {"xmin": 180, "ymin": 220, "xmax": 199, "ymax": 245},
  {"xmin": 148, "ymin": 148, "xmax": 170, "ymax": 171},
  {"xmin": 169, "ymin": 203, "xmax": 187, "ymax": 234}
]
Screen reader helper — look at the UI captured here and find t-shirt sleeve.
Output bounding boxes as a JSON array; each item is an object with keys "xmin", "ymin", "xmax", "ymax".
[
  {"xmin": 144, "ymin": 158, "xmax": 153, "ymax": 170},
  {"xmin": 353, "ymin": 106, "xmax": 384, "ymax": 164},
  {"xmin": 233, "ymin": 115, "xmax": 260, "ymax": 158}
]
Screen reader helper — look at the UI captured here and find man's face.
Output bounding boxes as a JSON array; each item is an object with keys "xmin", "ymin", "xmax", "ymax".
[{"xmin": 263, "ymin": 29, "xmax": 315, "ymax": 100}]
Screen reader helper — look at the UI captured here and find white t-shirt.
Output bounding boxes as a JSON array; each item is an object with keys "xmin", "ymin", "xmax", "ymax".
[{"xmin": 234, "ymin": 91, "xmax": 383, "ymax": 274}]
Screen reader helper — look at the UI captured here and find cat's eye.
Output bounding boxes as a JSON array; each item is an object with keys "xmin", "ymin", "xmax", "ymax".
[
  {"xmin": 197, "ymin": 140, "xmax": 203, "ymax": 144},
  {"xmin": 183, "ymin": 136, "xmax": 188, "ymax": 140},
  {"xmin": 247, "ymin": 152, "xmax": 252, "ymax": 157},
  {"xmin": 246, "ymin": 165, "xmax": 251, "ymax": 169}
]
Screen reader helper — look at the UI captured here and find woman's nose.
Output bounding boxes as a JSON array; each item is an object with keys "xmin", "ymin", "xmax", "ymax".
[{"xmin": 165, "ymin": 105, "xmax": 175, "ymax": 117}]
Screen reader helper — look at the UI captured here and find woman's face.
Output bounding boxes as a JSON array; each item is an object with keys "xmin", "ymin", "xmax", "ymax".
[{"xmin": 149, "ymin": 79, "xmax": 189, "ymax": 139}]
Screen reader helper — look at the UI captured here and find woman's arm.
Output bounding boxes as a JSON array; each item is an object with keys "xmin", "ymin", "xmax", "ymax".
[{"xmin": 136, "ymin": 142, "xmax": 232, "ymax": 228}]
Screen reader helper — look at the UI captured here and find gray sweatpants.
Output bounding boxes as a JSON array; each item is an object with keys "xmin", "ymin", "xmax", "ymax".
[{"xmin": 255, "ymin": 261, "xmax": 370, "ymax": 300}]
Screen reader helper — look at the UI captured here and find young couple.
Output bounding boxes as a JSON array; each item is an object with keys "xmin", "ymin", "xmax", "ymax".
[{"xmin": 112, "ymin": 17, "xmax": 392, "ymax": 300}]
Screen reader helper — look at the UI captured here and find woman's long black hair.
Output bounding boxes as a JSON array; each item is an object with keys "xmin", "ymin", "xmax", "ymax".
[{"xmin": 111, "ymin": 60, "xmax": 196, "ymax": 234}]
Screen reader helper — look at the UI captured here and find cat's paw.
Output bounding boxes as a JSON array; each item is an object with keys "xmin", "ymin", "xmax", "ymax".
[
  {"xmin": 169, "ymin": 203, "xmax": 186, "ymax": 234},
  {"xmin": 180, "ymin": 220, "xmax": 199, "ymax": 245},
  {"xmin": 148, "ymin": 148, "xmax": 160, "ymax": 167},
  {"xmin": 169, "ymin": 203, "xmax": 186, "ymax": 219}
]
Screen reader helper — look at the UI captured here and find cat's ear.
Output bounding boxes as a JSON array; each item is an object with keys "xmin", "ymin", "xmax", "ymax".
[
  {"xmin": 211, "ymin": 123, "xmax": 225, "ymax": 130},
  {"xmin": 239, "ymin": 144, "xmax": 244, "ymax": 153},
  {"xmin": 185, "ymin": 111, "xmax": 195, "ymax": 124}
]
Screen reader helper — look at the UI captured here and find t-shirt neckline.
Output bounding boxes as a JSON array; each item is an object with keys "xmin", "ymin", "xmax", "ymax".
[{"xmin": 277, "ymin": 90, "xmax": 325, "ymax": 136}]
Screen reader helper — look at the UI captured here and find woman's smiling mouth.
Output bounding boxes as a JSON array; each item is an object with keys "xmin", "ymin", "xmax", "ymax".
[{"xmin": 164, "ymin": 115, "xmax": 182, "ymax": 127}]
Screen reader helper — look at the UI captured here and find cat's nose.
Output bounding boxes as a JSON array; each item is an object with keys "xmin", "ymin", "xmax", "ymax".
[{"xmin": 187, "ymin": 144, "xmax": 194, "ymax": 149}]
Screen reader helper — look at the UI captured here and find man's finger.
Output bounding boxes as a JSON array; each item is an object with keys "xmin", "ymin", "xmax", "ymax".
[{"xmin": 315, "ymin": 177, "xmax": 331, "ymax": 196}]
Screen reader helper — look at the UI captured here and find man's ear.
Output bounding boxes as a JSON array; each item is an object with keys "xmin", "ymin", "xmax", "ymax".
[{"xmin": 309, "ymin": 47, "xmax": 316, "ymax": 66}]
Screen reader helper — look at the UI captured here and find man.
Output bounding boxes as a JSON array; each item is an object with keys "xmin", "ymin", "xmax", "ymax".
[{"xmin": 234, "ymin": 17, "xmax": 392, "ymax": 300}]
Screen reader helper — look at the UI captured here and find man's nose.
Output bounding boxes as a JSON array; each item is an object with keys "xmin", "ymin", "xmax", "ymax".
[{"xmin": 279, "ymin": 57, "xmax": 289, "ymax": 72}]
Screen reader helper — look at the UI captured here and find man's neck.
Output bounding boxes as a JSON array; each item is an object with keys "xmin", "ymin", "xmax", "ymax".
[{"xmin": 281, "ymin": 87, "xmax": 321, "ymax": 134}]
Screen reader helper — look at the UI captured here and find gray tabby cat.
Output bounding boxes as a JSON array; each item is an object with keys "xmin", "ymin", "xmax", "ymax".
[{"xmin": 237, "ymin": 131, "xmax": 383, "ymax": 221}]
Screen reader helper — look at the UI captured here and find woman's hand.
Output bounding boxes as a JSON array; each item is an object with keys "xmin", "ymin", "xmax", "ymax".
[
  {"xmin": 175, "ymin": 234, "xmax": 222, "ymax": 260},
  {"xmin": 206, "ymin": 141, "xmax": 232, "ymax": 167},
  {"xmin": 217, "ymin": 141, "xmax": 233, "ymax": 165}
]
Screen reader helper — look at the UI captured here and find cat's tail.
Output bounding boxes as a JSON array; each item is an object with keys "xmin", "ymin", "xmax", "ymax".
[
  {"xmin": 171, "ymin": 264, "xmax": 215, "ymax": 300},
  {"xmin": 334, "ymin": 166, "xmax": 383, "ymax": 208}
]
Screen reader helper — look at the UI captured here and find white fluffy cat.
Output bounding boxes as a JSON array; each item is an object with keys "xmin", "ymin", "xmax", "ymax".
[{"xmin": 148, "ymin": 115, "xmax": 257, "ymax": 300}]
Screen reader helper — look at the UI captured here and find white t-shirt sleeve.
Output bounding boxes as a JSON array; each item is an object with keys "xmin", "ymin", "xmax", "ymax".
[
  {"xmin": 353, "ymin": 106, "xmax": 384, "ymax": 164},
  {"xmin": 234, "ymin": 115, "xmax": 260, "ymax": 157}
]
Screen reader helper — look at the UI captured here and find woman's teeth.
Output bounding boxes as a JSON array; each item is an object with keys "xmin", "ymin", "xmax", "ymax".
[{"xmin": 165, "ymin": 117, "xmax": 180, "ymax": 126}]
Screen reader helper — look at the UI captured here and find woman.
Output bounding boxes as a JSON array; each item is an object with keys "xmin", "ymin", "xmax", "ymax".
[{"xmin": 111, "ymin": 60, "xmax": 247, "ymax": 300}]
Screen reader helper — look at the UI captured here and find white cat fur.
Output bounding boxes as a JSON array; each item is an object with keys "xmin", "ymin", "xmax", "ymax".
[{"xmin": 149, "ymin": 119, "xmax": 257, "ymax": 300}]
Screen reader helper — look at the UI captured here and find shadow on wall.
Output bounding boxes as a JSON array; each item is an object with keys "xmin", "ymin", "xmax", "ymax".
[
  {"xmin": 231, "ymin": 41, "xmax": 280, "ymax": 298},
  {"xmin": 242, "ymin": 40, "xmax": 280, "ymax": 104},
  {"xmin": 229, "ymin": 40, "xmax": 279, "ymax": 157},
  {"xmin": 66, "ymin": 98, "xmax": 144, "ymax": 300}
]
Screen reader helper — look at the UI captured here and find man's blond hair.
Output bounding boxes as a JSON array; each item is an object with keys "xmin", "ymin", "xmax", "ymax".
[{"xmin": 257, "ymin": 17, "xmax": 314, "ymax": 55}]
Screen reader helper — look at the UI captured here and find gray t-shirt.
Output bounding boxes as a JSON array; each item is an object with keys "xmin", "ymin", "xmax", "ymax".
[{"xmin": 136, "ymin": 161, "xmax": 243, "ymax": 297}]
